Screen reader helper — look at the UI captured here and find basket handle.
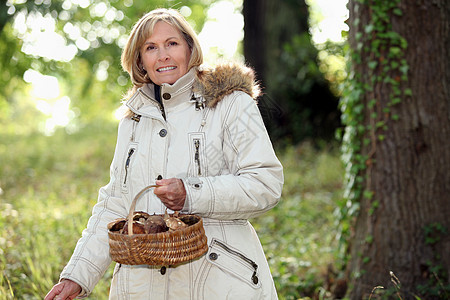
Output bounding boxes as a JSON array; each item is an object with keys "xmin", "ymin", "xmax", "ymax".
[{"xmin": 127, "ymin": 185, "xmax": 158, "ymax": 236}]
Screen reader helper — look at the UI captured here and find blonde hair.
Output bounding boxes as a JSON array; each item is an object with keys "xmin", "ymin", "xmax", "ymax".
[{"xmin": 121, "ymin": 8, "xmax": 203, "ymax": 98}]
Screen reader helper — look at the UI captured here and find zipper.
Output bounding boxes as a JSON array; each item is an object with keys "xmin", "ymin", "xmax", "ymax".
[
  {"xmin": 124, "ymin": 148, "xmax": 135, "ymax": 184},
  {"xmin": 213, "ymin": 240, "xmax": 259, "ymax": 285},
  {"xmin": 194, "ymin": 139, "xmax": 201, "ymax": 176},
  {"xmin": 139, "ymin": 90, "xmax": 166, "ymax": 120},
  {"xmin": 113, "ymin": 264, "xmax": 122, "ymax": 277},
  {"xmin": 159, "ymin": 106, "xmax": 166, "ymax": 120}
]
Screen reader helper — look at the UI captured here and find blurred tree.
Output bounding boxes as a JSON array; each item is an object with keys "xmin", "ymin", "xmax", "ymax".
[
  {"xmin": 342, "ymin": 0, "xmax": 450, "ymax": 298},
  {"xmin": 0, "ymin": 0, "xmax": 209, "ymax": 127},
  {"xmin": 243, "ymin": 0, "xmax": 341, "ymax": 145}
]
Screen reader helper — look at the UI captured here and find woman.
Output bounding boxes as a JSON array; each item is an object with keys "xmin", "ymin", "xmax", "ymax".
[{"xmin": 46, "ymin": 8, "xmax": 283, "ymax": 300}]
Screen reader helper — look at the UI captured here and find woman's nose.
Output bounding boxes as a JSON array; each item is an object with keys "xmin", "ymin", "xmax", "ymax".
[{"xmin": 158, "ymin": 49, "xmax": 170, "ymax": 61}]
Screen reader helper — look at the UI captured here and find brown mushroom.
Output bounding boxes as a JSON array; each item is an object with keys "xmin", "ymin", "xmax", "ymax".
[
  {"xmin": 107, "ymin": 218, "xmax": 127, "ymax": 232},
  {"xmin": 144, "ymin": 214, "xmax": 168, "ymax": 233},
  {"xmin": 122, "ymin": 220, "xmax": 146, "ymax": 235},
  {"xmin": 164, "ymin": 211, "xmax": 188, "ymax": 231},
  {"xmin": 133, "ymin": 211, "xmax": 151, "ymax": 221}
]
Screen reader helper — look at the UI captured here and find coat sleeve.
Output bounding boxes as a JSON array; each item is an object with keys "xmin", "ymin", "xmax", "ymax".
[
  {"xmin": 182, "ymin": 91, "xmax": 284, "ymax": 220},
  {"xmin": 59, "ymin": 122, "xmax": 128, "ymax": 298}
]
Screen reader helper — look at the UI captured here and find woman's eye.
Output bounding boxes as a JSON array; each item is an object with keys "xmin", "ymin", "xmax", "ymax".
[
  {"xmin": 168, "ymin": 41, "xmax": 178, "ymax": 46},
  {"xmin": 146, "ymin": 45, "xmax": 156, "ymax": 51}
]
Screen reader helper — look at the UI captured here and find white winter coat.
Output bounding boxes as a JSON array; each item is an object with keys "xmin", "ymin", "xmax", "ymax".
[{"xmin": 60, "ymin": 64, "xmax": 284, "ymax": 299}]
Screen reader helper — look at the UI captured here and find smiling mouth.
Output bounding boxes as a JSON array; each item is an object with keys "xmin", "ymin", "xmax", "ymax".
[{"xmin": 157, "ymin": 66, "xmax": 177, "ymax": 72}]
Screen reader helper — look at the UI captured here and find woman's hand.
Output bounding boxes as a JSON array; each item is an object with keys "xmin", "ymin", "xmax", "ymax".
[
  {"xmin": 45, "ymin": 279, "xmax": 81, "ymax": 300},
  {"xmin": 154, "ymin": 178, "xmax": 186, "ymax": 211}
]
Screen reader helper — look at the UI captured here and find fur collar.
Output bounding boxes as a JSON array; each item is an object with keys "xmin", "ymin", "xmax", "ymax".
[{"xmin": 193, "ymin": 63, "xmax": 261, "ymax": 108}]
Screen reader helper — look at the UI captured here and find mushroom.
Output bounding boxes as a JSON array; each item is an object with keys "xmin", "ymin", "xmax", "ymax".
[
  {"xmin": 164, "ymin": 210, "xmax": 188, "ymax": 231},
  {"xmin": 121, "ymin": 220, "xmax": 146, "ymax": 234},
  {"xmin": 107, "ymin": 218, "xmax": 127, "ymax": 232},
  {"xmin": 144, "ymin": 214, "xmax": 168, "ymax": 233}
]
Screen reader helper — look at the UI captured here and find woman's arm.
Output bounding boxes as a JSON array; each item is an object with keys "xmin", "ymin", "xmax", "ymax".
[
  {"xmin": 182, "ymin": 91, "xmax": 284, "ymax": 220},
  {"xmin": 54, "ymin": 121, "xmax": 129, "ymax": 298}
]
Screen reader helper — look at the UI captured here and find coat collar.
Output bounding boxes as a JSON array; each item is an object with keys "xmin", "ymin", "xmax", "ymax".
[
  {"xmin": 124, "ymin": 63, "xmax": 260, "ymax": 118},
  {"xmin": 126, "ymin": 68, "xmax": 196, "ymax": 116},
  {"xmin": 142, "ymin": 68, "xmax": 196, "ymax": 109}
]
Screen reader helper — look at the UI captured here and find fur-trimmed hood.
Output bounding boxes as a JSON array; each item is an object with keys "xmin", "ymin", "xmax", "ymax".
[{"xmin": 193, "ymin": 63, "xmax": 261, "ymax": 108}]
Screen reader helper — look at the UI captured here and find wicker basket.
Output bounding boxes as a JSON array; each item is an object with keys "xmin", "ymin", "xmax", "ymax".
[{"xmin": 108, "ymin": 185, "xmax": 208, "ymax": 266}]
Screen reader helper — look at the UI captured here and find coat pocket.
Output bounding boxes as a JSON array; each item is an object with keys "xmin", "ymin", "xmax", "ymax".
[{"xmin": 196, "ymin": 238, "xmax": 262, "ymax": 299}]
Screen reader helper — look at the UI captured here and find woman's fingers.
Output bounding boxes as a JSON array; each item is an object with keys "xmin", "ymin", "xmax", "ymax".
[
  {"xmin": 154, "ymin": 178, "xmax": 186, "ymax": 210},
  {"xmin": 45, "ymin": 280, "xmax": 81, "ymax": 300}
]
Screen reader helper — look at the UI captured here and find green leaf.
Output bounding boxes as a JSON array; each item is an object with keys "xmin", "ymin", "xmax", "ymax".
[
  {"xmin": 373, "ymin": 202, "xmax": 380, "ymax": 211},
  {"xmin": 404, "ymin": 88, "xmax": 413, "ymax": 96},
  {"xmin": 400, "ymin": 64, "xmax": 409, "ymax": 75},
  {"xmin": 364, "ymin": 190, "xmax": 374, "ymax": 199},
  {"xmin": 400, "ymin": 37, "xmax": 408, "ymax": 49},
  {"xmin": 391, "ymin": 114, "xmax": 400, "ymax": 121},
  {"xmin": 376, "ymin": 121, "xmax": 385, "ymax": 128},
  {"xmin": 341, "ymin": 30, "xmax": 348, "ymax": 39},
  {"xmin": 391, "ymin": 97, "xmax": 402, "ymax": 105},
  {"xmin": 368, "ymin": 61, "xmax": 378, "ymax": 69},
  {"xmin": 388, "ymin": 46, "xmax": 402, "ymax": 58},
  {"xmin": 393, "ymin": 8, "xmax": 403, "ymax": 16},
  {"xmin": 365, "ymin": 235, "xmax": 374, "ymax": 243},
  {"xmin": 393, "ymin": 86, "xmax": 402, "ymax": 96},
  {"xmin": 356, "ymin": 32, "xmax": 363, "ymax": 41},
  {"xmin": 365, "ymin": 24, "xmax": 374, "ymax": 34},
  {"xmin": 357, "ymin": 42, "xmax": 364, "ymax": 51},
  {"xmin": 357, "ymin": 124, "xmax": 366, "ymax": 133}
]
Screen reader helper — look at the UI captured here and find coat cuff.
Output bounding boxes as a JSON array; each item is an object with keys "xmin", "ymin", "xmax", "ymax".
[
  {"xmin": 181, "ymin": 177, "xmax": 214, "ymax": 217},
  {"xmin": 179, "ymin": 177, "xmax": 191, "ymax": 213}
]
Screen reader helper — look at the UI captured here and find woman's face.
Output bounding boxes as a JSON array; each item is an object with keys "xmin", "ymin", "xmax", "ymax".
[{"xmin": 140, "ymin": 21, "xmax": 191, "ymax": 86}]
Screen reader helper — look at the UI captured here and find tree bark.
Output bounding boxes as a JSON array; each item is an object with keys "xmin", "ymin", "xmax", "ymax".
[
  {"xmin": 347, "ymin": 0, "xmax": 450, "ymax": 298},
  {"xmin": 243, "ymin": 0, "xmax": 267, "ymax": 83},
  {"xmin": 243, "ymin": 0, "xmax": 310, "ymax": 84},
  {"xmin": 243, "ymin": 0, "xmax": 340, "ymax": 143}
]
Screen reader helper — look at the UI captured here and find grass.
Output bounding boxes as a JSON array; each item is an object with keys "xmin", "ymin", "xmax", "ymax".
[
  {"xmin": 252, "ymin": 142, "xmax": 344, "ymax": 299},
  {"xmin": 0, "ymin": 123, "xmax": 344, "ymax": 299}
]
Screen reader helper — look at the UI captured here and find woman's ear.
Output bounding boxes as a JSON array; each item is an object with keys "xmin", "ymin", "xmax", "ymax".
[
  {"xmin": 137, "ymin": 54, "xmax": 145, "ymax": 72},
  {"xmin": 139, "ymin": 62, "xmax": 146, "ymax": 72}
]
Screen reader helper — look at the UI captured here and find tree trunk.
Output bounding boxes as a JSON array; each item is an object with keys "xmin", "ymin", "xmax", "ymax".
[
  {"xmin": 243, "ymin": 0, "xmax": 340, "ymax": 143},
  {"xmin": 243, "ymin": 0, "xmax": 267, "ymax": 83},
  {"xmin": 347, "ymin": 0, "xmax": 450, "ymax": 299},
  {"xmin": 243, "ymin": 0, "xmax": 310, "ymax": 84}
]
